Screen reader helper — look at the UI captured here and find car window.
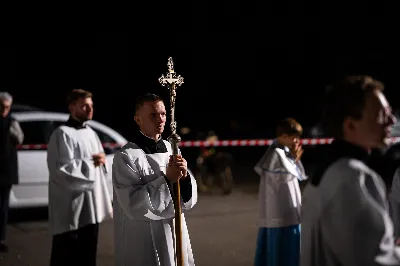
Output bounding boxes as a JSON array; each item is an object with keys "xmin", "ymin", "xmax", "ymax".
[
  {"xmin": 91, "ymin": 128, "xmax": 116, "ymax": 144},
  {"xmin": 18, "ymin": 121, "xmax": 56, "ymax": 147},
  {"xmin": 19, "ymin": 119, "xmax": 121, "ymax": 154},
  {"xmin": 52, "ymin": 121, "xmax": 118, "ymax": 143},
  {"xmin": 90, "ymin": 127, "xmax": 121, "ymax": 154}
]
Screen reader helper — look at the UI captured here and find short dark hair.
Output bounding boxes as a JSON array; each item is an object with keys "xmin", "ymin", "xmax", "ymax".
[
  {"xmin": 276, "ymin": 118, "xmax": 303, "ymax": 137},
  {"xmin": 67, "ymin": 89, "xmax": 92, "ymax": 105},
  {"xmin": 134, "ymin": 93, "xmax": 163, "ymax": 114},
  {"xmin": 323, "ymin": 75, "xmax": 384, "ymax": 138}
]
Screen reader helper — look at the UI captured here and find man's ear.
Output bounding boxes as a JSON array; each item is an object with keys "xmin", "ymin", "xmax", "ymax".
[
  {"xmin": 134, "ymin": 115, "xmax": 140, "ymax": 125},
  {"xmin": 343, "ymin": 117, "xmax": 357, "ymax": 133}
]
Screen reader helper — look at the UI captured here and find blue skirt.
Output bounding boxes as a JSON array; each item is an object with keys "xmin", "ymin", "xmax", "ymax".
[{"xmin": 254, "ymin": 224, "xmax": 300, "ymax": 266}]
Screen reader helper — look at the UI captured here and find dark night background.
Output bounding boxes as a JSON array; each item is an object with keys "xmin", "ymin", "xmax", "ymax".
[
  {"xmin": 0, "ymin": 11, "xmax": 399, "ymax": 196},
  {"xmin": 1, "ymin": 27, "xmax": 397, "ymax": 146}
]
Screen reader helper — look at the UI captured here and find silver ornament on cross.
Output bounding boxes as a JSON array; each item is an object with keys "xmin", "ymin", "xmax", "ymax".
[{"xmin": 158, "ymin": 57, "xmax": 184, "ymax": 87}]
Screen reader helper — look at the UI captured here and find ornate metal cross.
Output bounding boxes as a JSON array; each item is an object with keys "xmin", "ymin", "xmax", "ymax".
[{"xmin": 158, "ymin": 57, "xmax": 184, "ymax": 136}]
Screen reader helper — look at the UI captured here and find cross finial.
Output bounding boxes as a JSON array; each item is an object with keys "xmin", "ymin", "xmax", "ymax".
[
  {"xmin": 167, "ymin": 57, "xmax": 174, "ymax": 73},
  {"xmin": 159, "ymin": 57, "xmax": 184, "ymax": 87}
]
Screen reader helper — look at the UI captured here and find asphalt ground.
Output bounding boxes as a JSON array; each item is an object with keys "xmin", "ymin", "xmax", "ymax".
[{"xmin": 1, "ymin": 181, "xmax": 262, "ymax": 266}]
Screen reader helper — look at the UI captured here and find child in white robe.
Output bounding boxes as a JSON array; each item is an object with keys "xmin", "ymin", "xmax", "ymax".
[{"xmin": 254, "ymin": 118, "xmax": 307, "ymax": 266}]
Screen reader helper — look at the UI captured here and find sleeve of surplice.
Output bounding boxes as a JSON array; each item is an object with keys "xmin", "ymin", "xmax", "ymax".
[
  {"xmin": 321, "ymin": 168, "xmax": 400, "ymax": 266},
  {"xmin": 295, "ymin": 160, "xmax": 308, "ymax": 181},
  {"xmin": 169, "ymin": 168, "xmax": 198, "ymax": 212},
  {"xmin": 47, "ymin": 128, "xmax": 96, "ymax": 192},
  {"xmin": 112, "ymin": 150, "xmax": 178, "ymax": 221},
  {"xmin": 176, "ymin": 147, "xmax": 197, "ymax": 211}
]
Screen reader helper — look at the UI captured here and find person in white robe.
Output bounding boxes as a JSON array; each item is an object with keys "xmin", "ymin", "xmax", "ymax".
[
  {"xmin": 47, "ymin": 89, "xmax": 113, "ymax": 266},
  {"xmin": 301, "ymin": 75, "xmax": 400, "ymax": 266},
  {"xmin": 254, "ymin": 117, "xmax": 307, "ymax": 266},
  {"xmin": 112, "ymin": 93, "xmax": 197, "ymax": 266},
  {"xmin": 389, "ymin": 167, "xmax": 400, "ymax": 239}
]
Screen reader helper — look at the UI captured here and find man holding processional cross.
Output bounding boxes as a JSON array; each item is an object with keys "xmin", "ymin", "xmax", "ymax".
[{"xmin": 112, "ymin": 58, "xmax": 197, "ymax": 266}]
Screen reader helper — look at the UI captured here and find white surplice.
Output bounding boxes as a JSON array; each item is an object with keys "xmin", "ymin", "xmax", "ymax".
[
  {"xmin": 112, "ymin": 141, "xmax": 198, "ymax": 266},
  {"xmin": 301, "ymin": 158, "xmax": 400, "ymax": 266},
  {"xmin": 254, "ymin": 141, "xmax": 307, "ymax": 228},
  {"xmin": 47, "ymin": 125, "xmax": 113, "ymax": 236}
]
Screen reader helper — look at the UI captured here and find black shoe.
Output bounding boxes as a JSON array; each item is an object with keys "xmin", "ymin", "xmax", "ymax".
[{"xmin": 0, "ymin": 243, "xmax": 8, "ymax": 253}]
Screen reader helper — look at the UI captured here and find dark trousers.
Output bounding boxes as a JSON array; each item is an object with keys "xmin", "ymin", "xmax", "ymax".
[
  {"xmin": 0, "ymin": 185, "xmax": 11, "ymax": 242},
  {"xmin": 50, "ymin": 223, "xmax": 99, "ymax": 266}
]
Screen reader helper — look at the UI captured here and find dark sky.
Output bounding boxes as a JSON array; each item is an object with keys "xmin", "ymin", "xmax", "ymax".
[{"xmin": 2, "ymin": 27, "xmax": 397, "ymax": 140}]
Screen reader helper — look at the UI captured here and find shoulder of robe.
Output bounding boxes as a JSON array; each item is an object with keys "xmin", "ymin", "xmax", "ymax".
[
  {"xmin": 310, "ymin": 158, "xmax": 367, "ymax": 211},
  {"xmin": 85, "ymin": 126, "xmax": 101, "ymax": 138},
  {"xmin": 115, "ymin": 142, "xmax": 146, "ymax": 163},
  {"xmin": 49, "ymin": 125, "xmax": 73, "ymax": 140},
  {"xmin": 273, "ymin": 147, "xmax": 287, "ymax": 160},
  {"xmin": 262, "ymin": 147, "xmax": 285, "ymax": 169},
  {"xmin": 85, "ymin": 125, "xmax": 96, "ymax": 133},
  {"xmin": 55, "ymin": 125, "xmax": 74, "ymax": 135},
  {"xmin": 323, "ymin": 158, "xmax": 373, "ymax": 186}
]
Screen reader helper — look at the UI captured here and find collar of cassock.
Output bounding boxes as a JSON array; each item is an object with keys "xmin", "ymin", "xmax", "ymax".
[
  {"xmin": 311, "ymin": 139, "xmax": 370, "ymax": 186},
  {"xmin": 133, "ymin": 130, "xmax": 167, "ymax": 154},
  {"xmin": 66, "ymin": 116, "xmax": 87, "ymax": 129},
  {"xmin": 329, "ymin": 139, "xmax": 370, "ymax": 163}
]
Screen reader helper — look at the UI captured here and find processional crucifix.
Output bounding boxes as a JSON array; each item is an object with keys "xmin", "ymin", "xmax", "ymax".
[{"xmin": 159, "ymin": 57, "xmax": 185, "ymax": 266}]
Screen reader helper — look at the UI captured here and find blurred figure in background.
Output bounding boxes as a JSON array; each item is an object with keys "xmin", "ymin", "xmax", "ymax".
[
  {"xmin": 253, "ymin": 118, "xmax": 306, "ymax": 266},
  {"xmin": 389, "ymin": 167, "xmax": 400, "ymax": 240},
  {"xmin": 47, "ymin": 89, "xmax": 113, "ymax": 266},
  {"xmin": 0, "ymin": 92, "xmax": 24, "ymax": 253},
  {"xmin": 195, "ymin": 130, "xmax": 234, "ymax": 194},
  {"xmin": 301, "ymin": 75, "xmax": 400, "ymax": 266}
]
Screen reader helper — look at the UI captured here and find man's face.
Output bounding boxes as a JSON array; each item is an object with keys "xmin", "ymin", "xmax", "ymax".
[
  {"xmin": 135, "ymin": 100, "xmax": 167, "ymax": 137},
  {"xmin": 69, "ymin": 97, "xmax": 93, "ymax": 122},
  {"xmin": 352, "ymin": 89, "xmax": 396, "ymax": 148},
  {"xmin": 0, "ymin": 100, "xmax": 11, "ymax": 118}
]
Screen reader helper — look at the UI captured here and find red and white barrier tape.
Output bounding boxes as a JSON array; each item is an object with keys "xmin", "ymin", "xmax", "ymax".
[
  {"xmin": 17, "ymin": 143, "xmax": 123, "ymax": 150},
  {"xmin": 16, "ymin": 137, "xmax": 400, "ymax": 150},
  {"xmin": 179, "ymin": 137, "xmax": 400, "ymax": 147}
]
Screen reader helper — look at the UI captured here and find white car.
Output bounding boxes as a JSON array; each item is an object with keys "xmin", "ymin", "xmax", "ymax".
[{"xmin": 9, "ymin": 111, "xmax": 128, "ymax": 209}]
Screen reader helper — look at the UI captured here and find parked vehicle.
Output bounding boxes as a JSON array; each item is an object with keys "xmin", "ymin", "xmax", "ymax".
[{"xmin": 9, "ymin": 111, "xmax": 128, "ymax": 209}]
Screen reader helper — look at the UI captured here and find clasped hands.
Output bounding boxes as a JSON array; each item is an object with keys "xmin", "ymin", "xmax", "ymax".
[
  {"xmin": 92, "ymin": 153, "xmax": 106, "ymax": 167},
  {"xmin": 165, "ymin": 155, "xmax": 188, "ymax": 183}
]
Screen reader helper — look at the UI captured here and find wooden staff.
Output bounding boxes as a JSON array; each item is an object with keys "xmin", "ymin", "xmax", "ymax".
[{"xmin": 159, "ymin": 57, "xmax": 185, "ymax": 266}]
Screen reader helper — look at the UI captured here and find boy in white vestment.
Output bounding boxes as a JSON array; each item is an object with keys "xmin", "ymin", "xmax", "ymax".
[
  {"xmin": 301, "ymin": 75, "xmax": 400, "ymax": 266},
  {"xmin": 254, "ymin": 118, "xmax": 307, "ymax": 266},
  {"xmin": 112, "ymin": 93, "xmax": 197, "ymax": 266},
  {"xmin": 47, "ymin": 89, "xmax": 113, "ymax": 266}
]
